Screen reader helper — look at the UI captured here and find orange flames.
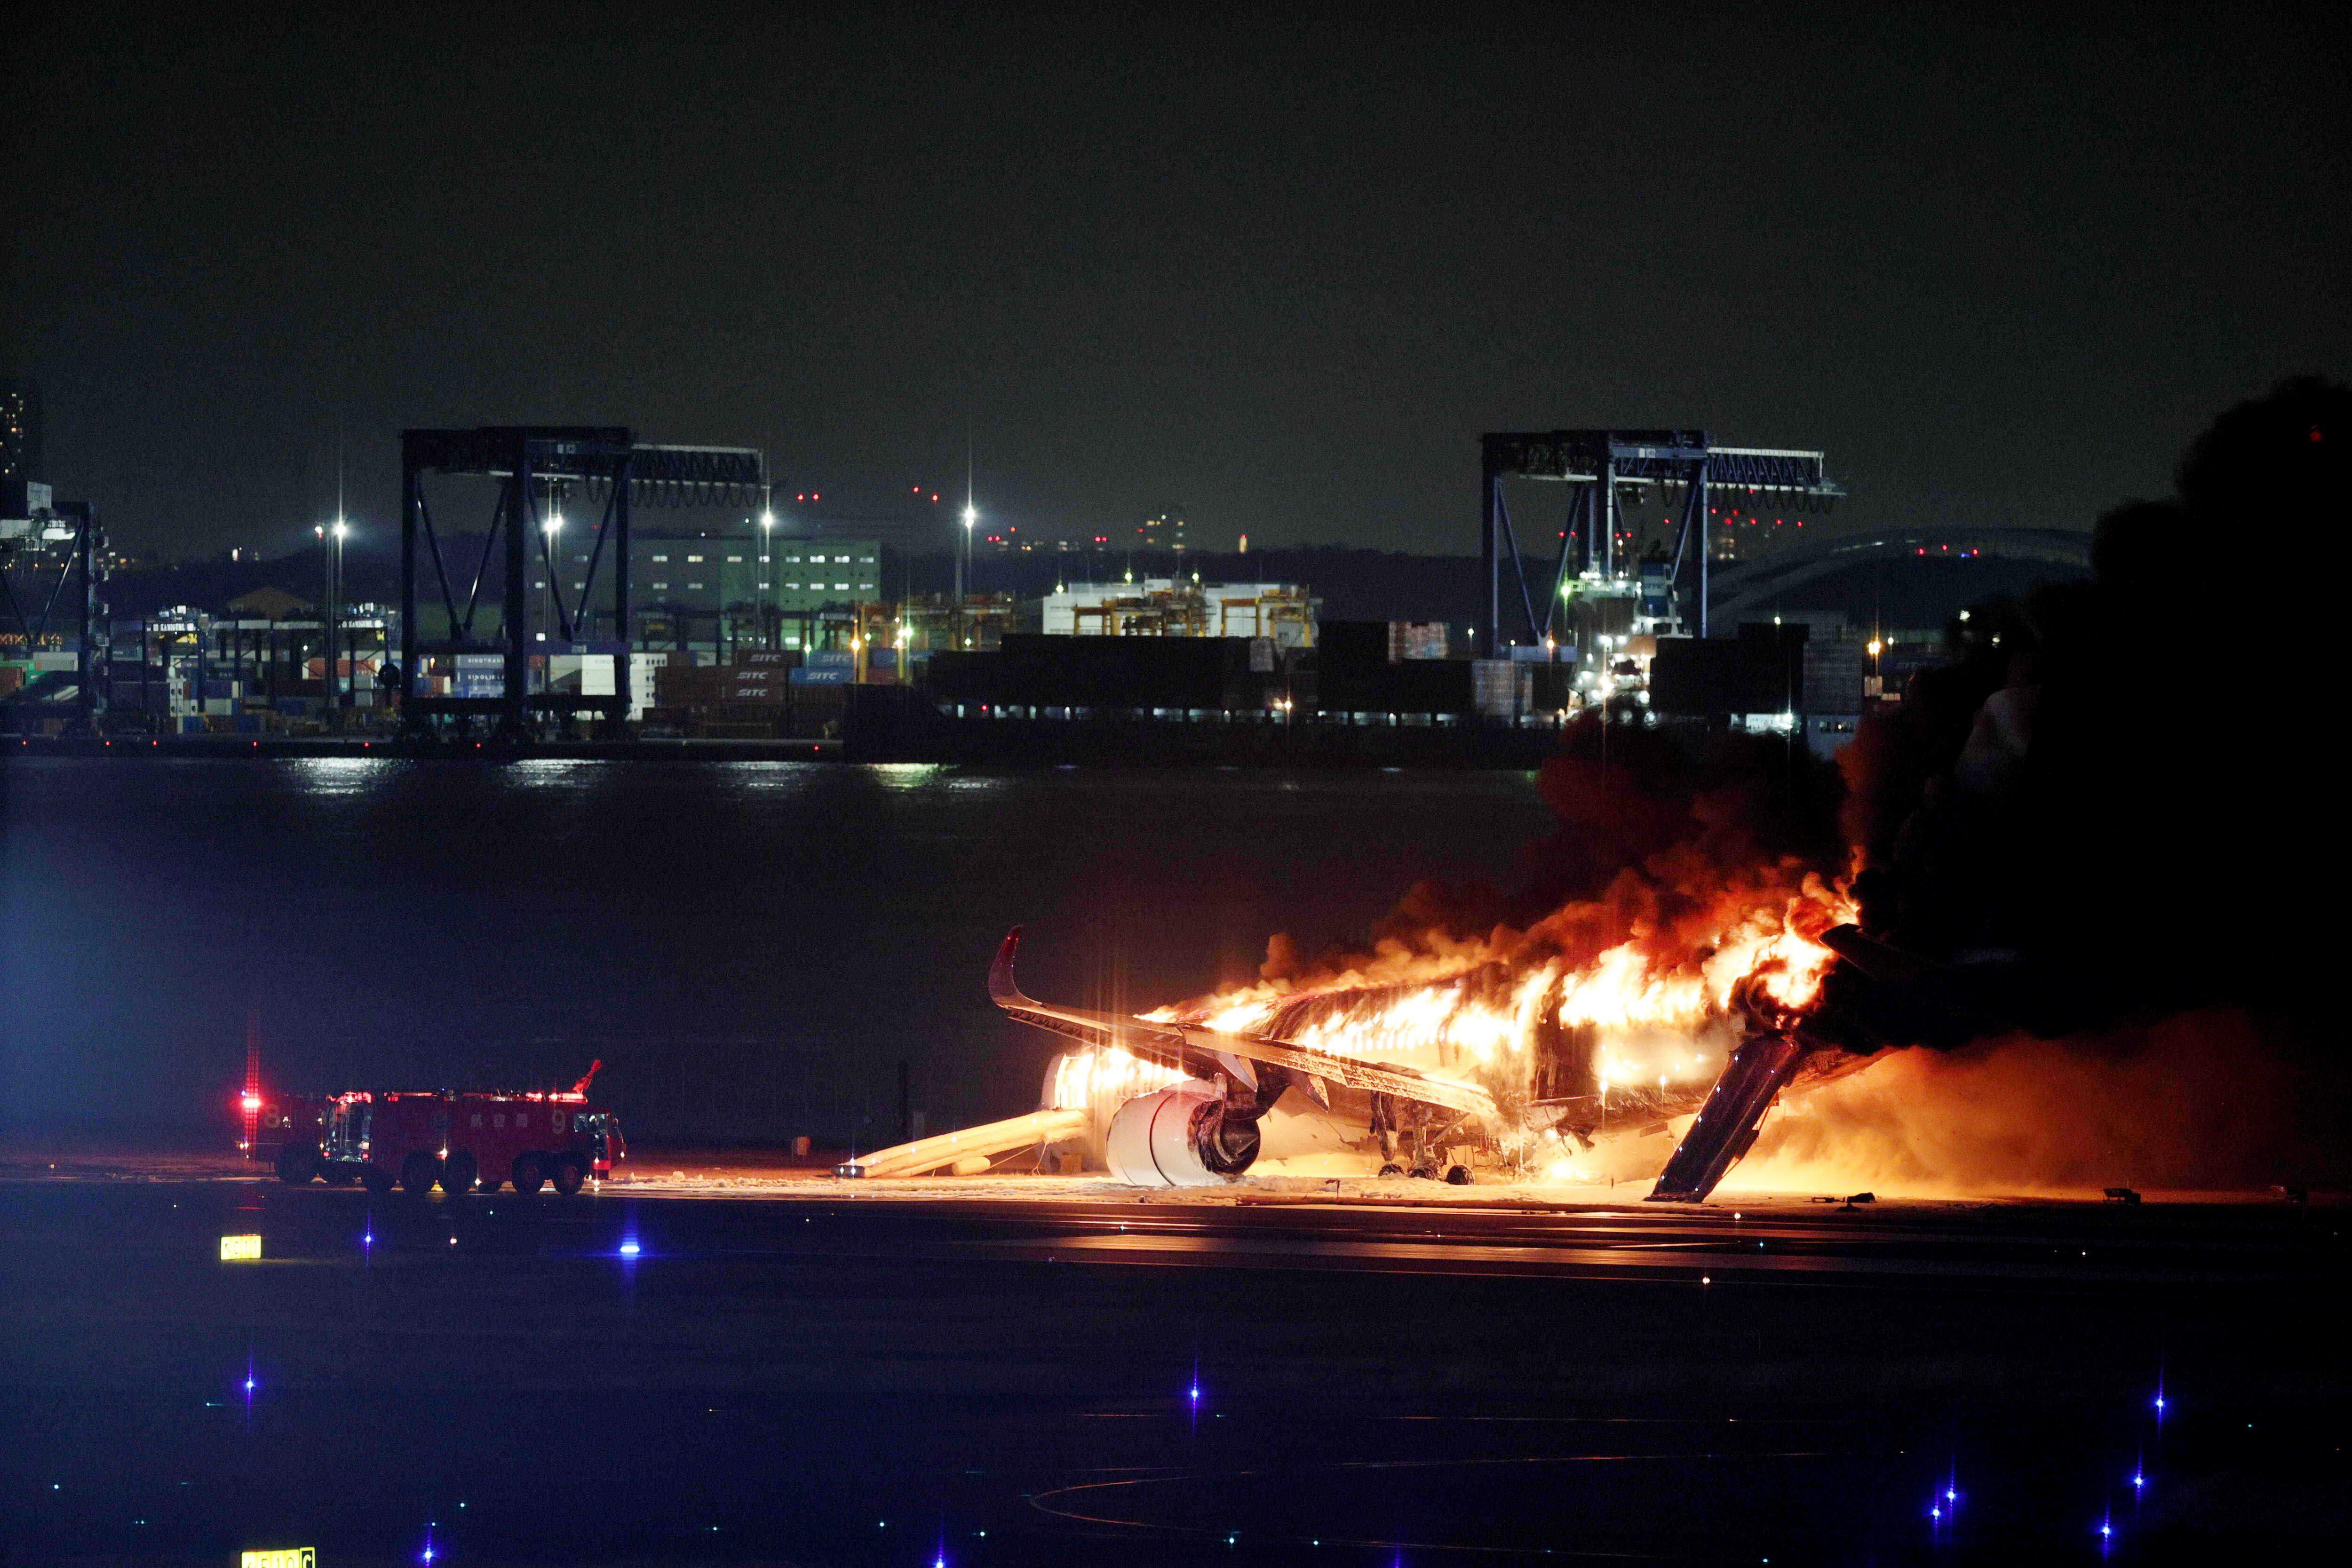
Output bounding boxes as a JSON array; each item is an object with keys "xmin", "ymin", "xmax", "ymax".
[{"xmin": 1145, "ymin": 852, "xmax": 1857, "ymax": 1117}]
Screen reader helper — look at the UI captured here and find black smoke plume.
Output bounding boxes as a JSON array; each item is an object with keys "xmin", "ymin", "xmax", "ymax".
[{"xmin": 1825, "ymin": 377, "xmax": 2346, "ymax": 1059}]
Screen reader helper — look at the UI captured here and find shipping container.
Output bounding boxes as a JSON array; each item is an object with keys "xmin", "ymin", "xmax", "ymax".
[
  {"xmin": 1650, "ymin": 624, "xmax": 1814, "ymax": 717},
  {"xmin": 1471, "ymin": 659, "xmax": 1525, "ymax": 719},
  {"xmin": 1800, "ymin": 639, "xmax": 1866, "ymax": 716},
  {"xmin": 1318, "ymin": 621, "xmax": 1390, "ymax": 676},
  {"xmin": 1388, "ymin": 621, "xmax": 1450, "ymax": 661}
]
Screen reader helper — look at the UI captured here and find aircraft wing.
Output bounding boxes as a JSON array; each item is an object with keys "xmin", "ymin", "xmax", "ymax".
[{"xmin": 989, "ymin": 928, "xmax": 1498, "ymax": 1122}]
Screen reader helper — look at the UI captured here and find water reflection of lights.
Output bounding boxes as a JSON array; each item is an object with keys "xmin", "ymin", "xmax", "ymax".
[
  {"xmin": 720, "ymin": 761, "xmax": 823, "ymax": 796},
  {"xmin": 870, "ymin": 762, "xmax": 947, "ymax": 790},
  {"xmin": 287, "ymin": 756, "xmax": 390, "ymax": 796}
]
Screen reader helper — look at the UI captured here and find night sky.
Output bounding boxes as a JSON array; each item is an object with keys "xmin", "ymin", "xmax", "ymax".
[{"xmin": 9, "ymin": 2, "xmax": 2345, "ymax": 559}]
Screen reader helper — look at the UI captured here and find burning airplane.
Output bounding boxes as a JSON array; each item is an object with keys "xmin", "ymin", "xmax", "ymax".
[{"xmin": 849, "ymin": 852, "xmax": 1869, "ymax": 1199}]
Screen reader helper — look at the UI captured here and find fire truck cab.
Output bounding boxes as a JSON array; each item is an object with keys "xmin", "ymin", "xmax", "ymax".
[{"xmin": 274, "ymin": 1064, "xmax": 624, "ymax": 1197}]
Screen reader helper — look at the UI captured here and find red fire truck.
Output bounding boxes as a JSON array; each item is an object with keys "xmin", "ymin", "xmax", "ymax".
[{"xmin": 273, "ymin": 1063, "xmax": 625, "ymax": 1196}]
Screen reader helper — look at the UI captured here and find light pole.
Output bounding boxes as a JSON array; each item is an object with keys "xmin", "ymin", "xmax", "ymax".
[
  {"xmin": 331, "ymin": 521, "xmax": 348, "ymax": 708},
  {"xmin": 760, "ymin": 507, "xmax": 776, "ymax": 649},
  {"xmin": 957, "ymin": 505, "xmax": 975, "ymax": 602},
  {"xmin": 314, "ymin": 521, "xmax": 349, "ymax": 711},
  {"xmin": 541, "ymin": 504, "xmax": 563, "ymax": 650},
  {"xmin": 959, "ymin": 501, "xmax": 978, "ymax": 648},
  {"xmin": 313, "ymin": 525, "xmax": 328, "ymax": 712},
  {"xmin": 325, "ymin": 428, "xmax": 350, "ymax": 713}
]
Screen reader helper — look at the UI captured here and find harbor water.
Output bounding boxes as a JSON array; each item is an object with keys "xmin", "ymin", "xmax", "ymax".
[{"xmin": 0, "ymin": 757, "xmax": 1552, "ymax": 1143}]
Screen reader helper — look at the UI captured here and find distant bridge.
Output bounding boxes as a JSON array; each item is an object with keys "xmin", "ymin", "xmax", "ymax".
[{"xmin": 1706, "ymin": 526, "xmax": 2091, "ymax": 625}]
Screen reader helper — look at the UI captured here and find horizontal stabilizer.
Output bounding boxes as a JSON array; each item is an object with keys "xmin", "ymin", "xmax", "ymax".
[{"xmin": 838, "ymin": 1107, "xmax": 1091, "ymax": 1179}]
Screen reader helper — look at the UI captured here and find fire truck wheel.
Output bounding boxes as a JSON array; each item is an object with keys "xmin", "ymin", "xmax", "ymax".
[
  {"xmin": 551, "ymin": 1156, "xmax": 588, "ymax": 1197},
  {"xmin": 440, "ymin": 1151, "xmax": 479, "ymax": 1195},
  {"xmin": 274, "ymin": 1143, "xmax": 319, "ymax": 1185},
  {"xmin": 474, "ymin": 1175, "xmax": 501, "ymax": 1194},
  {"xmin": 361, "ymin": 1166, "xmax": 393, "ymax": 1196},
  {"xmin": 320, "ymin": 1163, "xmax": 355, "ymax": 1186},
  {"xmin": 400, "ymin": 1152, "xmax": 442, "ymax": 1195},
  {"xmin": 1378, "ymin": 1162, "xmax": 1404, "ymax": 1178},
  {"xmin": 510, "ymin": 1154, "xmax": 546, "ymax": 1196},
  {"xmin": 1444, "ymin": 1164, "xmax": 1472, "ymax": 1186}
]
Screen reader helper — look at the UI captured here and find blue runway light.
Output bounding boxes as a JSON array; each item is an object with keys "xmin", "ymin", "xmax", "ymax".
[{"xmin": 619, "ymin": 1240, "xmax": 641, "ymax": 1257}]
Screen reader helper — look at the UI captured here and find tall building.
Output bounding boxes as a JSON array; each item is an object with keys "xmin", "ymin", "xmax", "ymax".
[
  {"xmin": 600, "ymin": 533, "xmax": 882, "ymax": 615},
  {"xmin": 1, "ymin": 379, "xmax": 42, "ymax": 481}
]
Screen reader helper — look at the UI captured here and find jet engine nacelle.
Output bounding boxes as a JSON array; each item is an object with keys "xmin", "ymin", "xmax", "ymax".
[{"xmin": 1104, "ymin": 1081, "xmax": 1263, "ymax": 1187}]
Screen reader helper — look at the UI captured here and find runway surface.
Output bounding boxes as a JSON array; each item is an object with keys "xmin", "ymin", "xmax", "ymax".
[{"xmin": 2, "ymin": 1167, "xmax": 2344, "ymax": 1564}]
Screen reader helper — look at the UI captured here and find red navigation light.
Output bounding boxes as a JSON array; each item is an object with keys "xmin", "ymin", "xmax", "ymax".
[{"xmin": 241, "ymin": 1094, "xmax": 262, "ymax": 1112}]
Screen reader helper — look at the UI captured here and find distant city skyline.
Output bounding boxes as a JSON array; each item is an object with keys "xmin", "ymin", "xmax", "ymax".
[{"xmin": 12, "ymin": 7, "xmax": 2346, "ymax": 561}]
